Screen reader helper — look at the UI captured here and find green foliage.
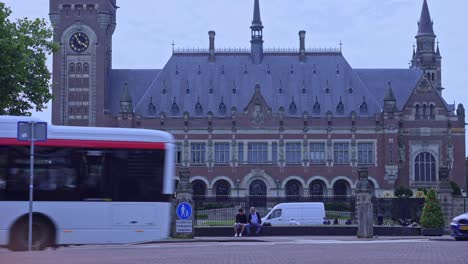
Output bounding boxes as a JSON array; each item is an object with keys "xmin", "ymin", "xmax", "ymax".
[
  {"xmin": 394, "ymin": 186, "xmax": 413, "ymax": 198},
  {"xmin": 417, "ymin": 188, "xmax": 428, "ymax": 195},
  {"xmin": 420, "ymin": 189, "xmax": 444, "ymax": 229},
  {"xmin": 450, "ymin": 181, "xmax": 462, "ymax": 196},
  {"xmin": 325, "ymin": 202, "xmax": 351, "ymax": 212},
  {"xmin": 0, "ymin": 3, "xmax": 59, "ymax": 116}
]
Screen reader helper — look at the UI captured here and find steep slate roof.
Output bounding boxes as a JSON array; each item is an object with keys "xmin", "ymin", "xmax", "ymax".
[
  {"xmin": 129, "ymin": 51, "xmax": 392, "ymax": 118},
  {"xmin": 108, "ymin": 58, "xmax": 427, "ymax": 118},
  {"xmin": 354, "ymin": 69, "xmax": 423, "ymax": 111},
  {"xmin": 109, "ymin": 69, "xmax": 161, "ymax": 114}
]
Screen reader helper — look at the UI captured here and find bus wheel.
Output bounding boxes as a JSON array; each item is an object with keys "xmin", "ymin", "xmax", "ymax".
[{"xmin": 9, "ymin": 216, "xmax": 54, "ymax": 251}]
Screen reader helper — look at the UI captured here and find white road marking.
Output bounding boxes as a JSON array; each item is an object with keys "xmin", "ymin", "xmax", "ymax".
[{"xmin": 286, "ymin": 239, "xmax": 430, "ymax": 244}]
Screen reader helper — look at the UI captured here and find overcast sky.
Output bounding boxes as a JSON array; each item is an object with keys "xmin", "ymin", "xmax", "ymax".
[{"xmin": 4, "ymin": 0, "xmax": 468, "ymax": 126}]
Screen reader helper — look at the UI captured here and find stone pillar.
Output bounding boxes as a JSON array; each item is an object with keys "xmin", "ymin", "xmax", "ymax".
[
  {"xmin": 172, "ymin": 167, "xmax": 195, "ymax": 239},
  {"xmin": 437, "ymin": 166, "xmax": 453, "ymax": 228},
  {"xmin": 356, "ymin": 167, "xmax": 374, "ymax": 238}
]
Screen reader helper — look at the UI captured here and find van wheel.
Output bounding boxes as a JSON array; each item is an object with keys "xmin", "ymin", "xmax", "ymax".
[{"xmin": 9, "ymin": 217, "xmax": 53, "ymax": 251}]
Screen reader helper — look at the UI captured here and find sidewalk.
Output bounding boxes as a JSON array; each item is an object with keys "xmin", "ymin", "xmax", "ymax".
[{"xmin": 139, "ymin": 235, "xmax": 452, "ymax": 245}]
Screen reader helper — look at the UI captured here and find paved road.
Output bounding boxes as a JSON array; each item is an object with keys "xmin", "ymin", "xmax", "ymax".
[{"xmin": 1, "ymin": 237, "xmax": 467, "ymax": 264}]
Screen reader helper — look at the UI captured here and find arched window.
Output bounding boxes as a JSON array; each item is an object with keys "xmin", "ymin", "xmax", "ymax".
[
  {"xmin": 309, "ymin": 180, "xmax": 326, "ymax": 196},
  {"xmin": 191, "ymin": 180, "xmax": 207, "ymax": 196},
  {"xmin": 414, "ymin": 152, "xmax": 436, "ymax": 182},
  {"xmin": 214, "ymin": 180, "xmax": 230, "ymax": 201},
  {"xmin": 76, "ymin": 63, "xmax": 82, "ymax": 74},
  {"xmin": 285, "ymin": 180, "xmax": 302, "ymax": 201},
  {"xmin": 415, "ymin": 104, "xmax": 420, "ymax": 120},
  {"xmin": 422, "ymin": 104, "xmax": 427, "ymax": 119},
  {"xmin": 333, "ymin": 179, "xmax": 350, "ymax": 196},
  {"xmin": 249, "ymin": 180, "xmax": 266, "ymax": 207},
  {"xmin": 430, "ymin": 104, "xmax": 435, "ymax": 119},
  {"xmin": 83, "ymin": 63, "xmax": 89, "ymax": 74},
  {"xmin": 69, "ymin": 63, "xmax": 75, "ymax": 73}
]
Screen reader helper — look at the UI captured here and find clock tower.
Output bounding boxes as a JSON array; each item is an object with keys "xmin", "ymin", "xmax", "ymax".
[{"xmin": 49, "ymin": 0, "xmax": 117, "ymax": 126}]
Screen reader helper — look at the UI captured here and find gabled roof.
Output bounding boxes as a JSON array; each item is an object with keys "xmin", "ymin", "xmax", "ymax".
[{"xmin": 354, "ymin": 69, "xmax": 423, "ymax": 111}]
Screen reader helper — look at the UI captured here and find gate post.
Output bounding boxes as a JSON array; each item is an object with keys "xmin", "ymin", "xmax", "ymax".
[
  {"xmin": 172, "ymin": 167, "xmax": 195, "ymax": 239},
  {"xmin": 436, "ymin": 166, "xmax": 453, "ymax": 229},
  {"xmin": 356, "ymin": 167, "xmax": 374, "ymax": 238}
]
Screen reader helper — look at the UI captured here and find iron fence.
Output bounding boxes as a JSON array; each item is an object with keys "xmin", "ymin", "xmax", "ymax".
[
  {"xmin": 193, "ymin": 195, "xmax": 355, "ymax": 227},
  {"xmin": 372, "ymin": 197, "xmax": 425, "ymax": 226}
]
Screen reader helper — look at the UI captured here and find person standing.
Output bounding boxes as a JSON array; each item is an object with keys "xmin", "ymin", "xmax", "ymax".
[
  {"xmin": 234, "ymin": 208, "xmax": 247, "ymax": 237},
  {"xmin": 246, "ymin": 207, "xmax": 262, "ymax": 236}
]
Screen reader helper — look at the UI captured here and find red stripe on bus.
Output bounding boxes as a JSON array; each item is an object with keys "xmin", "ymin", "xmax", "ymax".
[{"xmin": 0, "ymin": 138, "xmax": 166, "ymax": 150}]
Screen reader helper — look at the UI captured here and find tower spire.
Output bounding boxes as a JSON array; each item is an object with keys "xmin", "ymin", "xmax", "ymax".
[
  {"xmin": 417, "ymin": 0, "xmax": 435, "ymax": 36},
  {"xmin": 252, "ymin": 0, "xmax": 262, "ymax": 27},
  {"xmin": 250, "ymin": 0, "xmax": 264, "ymax": 64}
]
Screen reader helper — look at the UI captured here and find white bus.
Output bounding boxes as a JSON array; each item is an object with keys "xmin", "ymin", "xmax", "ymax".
[{"xmin": 0, "ymin": 116, "xmax": 175, "ymax": 251}]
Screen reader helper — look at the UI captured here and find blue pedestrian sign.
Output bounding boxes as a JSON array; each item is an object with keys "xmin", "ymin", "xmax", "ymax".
[{"xmin": 176, "ymin": 202, "xmax": 192, "ymax": 220}]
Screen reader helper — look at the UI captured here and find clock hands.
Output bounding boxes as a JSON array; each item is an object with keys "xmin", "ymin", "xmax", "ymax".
[{"xmin": 74, "ymin": 34, "xmax": 88, "ymax": 48}]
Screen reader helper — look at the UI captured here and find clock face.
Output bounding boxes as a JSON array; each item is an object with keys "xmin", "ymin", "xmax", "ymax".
[{"xmin": 69, "ymin": 32, "xmax": 89, "ymax": 53}]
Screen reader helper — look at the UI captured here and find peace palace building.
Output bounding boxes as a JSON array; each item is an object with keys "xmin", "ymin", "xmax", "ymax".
[{"xmin": 49, "ymin": 0, "xmax": 466, "ymax": 197}]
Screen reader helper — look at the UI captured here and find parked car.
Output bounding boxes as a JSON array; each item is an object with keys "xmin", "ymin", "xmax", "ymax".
[
  {"xmin": 450, "ymin": 213, "xmax": 468, "ymax": 241},
  {"xmin": 261, "ymin": 202, "xmax": 325, "ymax": 226}
]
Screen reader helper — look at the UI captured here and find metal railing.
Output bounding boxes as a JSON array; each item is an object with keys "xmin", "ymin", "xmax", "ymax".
[
  {"xmin": 173, "ymin": 47, "xmax": 341, "ymax": 55},
  {"xmin": 193, "ymin": 195, "xmax": 355, "ymax": 227}
]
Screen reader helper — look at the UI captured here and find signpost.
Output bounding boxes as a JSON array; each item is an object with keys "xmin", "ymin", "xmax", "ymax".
[
  {"xmin": 17, "ymin": 121, "xmax": 47, "ymax": 251},
  {"xmin": 176, "ymin": 202, "xmax": 193, "ymax": 233}
]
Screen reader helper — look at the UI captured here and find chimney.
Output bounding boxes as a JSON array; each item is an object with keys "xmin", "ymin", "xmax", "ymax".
[
  {"xmin": 299, "ymin": 30, "xmax": 306, "ymax": 61},
  {"xmin": 209, "ymin": 30, "xmax": 215, "ymax": 62}
]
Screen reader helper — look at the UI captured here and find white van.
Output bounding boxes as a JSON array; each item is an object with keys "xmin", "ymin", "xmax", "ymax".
[{"xmin": 261, "ymin": 203, "xmax": 325, "ymax": 226}]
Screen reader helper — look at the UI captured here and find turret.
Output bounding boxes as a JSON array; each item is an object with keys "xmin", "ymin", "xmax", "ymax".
[
  {"xmin": 411, "ymin": 0, "xmax": 442, "ymax": 94},
  {"xmin": 250, "ymin": 0, "xmax": 264, "ymax": 64}
]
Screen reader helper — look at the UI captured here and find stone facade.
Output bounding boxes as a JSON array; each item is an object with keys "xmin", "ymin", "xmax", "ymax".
[{"xmin": 49, "ymin": 0, "xmax": 466, "ymax": 197}]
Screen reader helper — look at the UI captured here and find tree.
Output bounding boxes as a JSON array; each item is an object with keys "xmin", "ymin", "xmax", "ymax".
[
  {"xmin": 420, "ymin": 189, "xmax": 444, "ymax": 229},
  {"xmin": 0, "ymin": 3, "xmax": 58, "ymax": 116},
  {"xmin": 394, "ymin": 186, "xmax": 413, "ymax": 198}
]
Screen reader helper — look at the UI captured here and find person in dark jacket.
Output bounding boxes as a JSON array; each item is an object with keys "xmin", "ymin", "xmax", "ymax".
[
  {"xmin": 234, "ymin": 208, "xmax": 248, "ymax": 237},
  {"xmin": 246, "ymin": 207, "xmax": 262, "ymax": 236}
]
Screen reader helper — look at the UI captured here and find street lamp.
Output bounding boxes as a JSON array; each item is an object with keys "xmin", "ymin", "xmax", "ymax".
[{"xmin": 276, "ymin": 179, "xmax": 281, "ymax": 197}]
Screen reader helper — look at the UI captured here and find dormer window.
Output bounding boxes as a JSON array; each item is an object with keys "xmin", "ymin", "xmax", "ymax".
[
  {"xmin": 195, "ymin": 98, "xmax": 203, "ymax": 115},
  {"xmin": 359, "ymin": 97, "xmax": 368, "ymax": 114},
  {"xmin": 218, "ymin": 97, "xmax": 227, "ymax": 115},
  {"xmin": 171, "ymin": 97, "xmax": 180, "ymax": 115},
  {"xmin": 336, "ymin": 97, "xmax": 344, "ymax": 115},
  {"xmin": 313, "ymin": 97, "xmax": 320, "ymax": 114},
  {"xmin": 288, "ymin": 97, "xmax": 297, "ymax": 115}
]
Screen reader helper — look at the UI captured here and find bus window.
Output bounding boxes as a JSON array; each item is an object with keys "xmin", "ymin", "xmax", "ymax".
[
  {"xmin": 109, "ymin": 149, "xmax": 165, "ymax": 202},
  {"xmin": 80, "ymin": 149, "xmax": 109, "ymax": 201}
]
